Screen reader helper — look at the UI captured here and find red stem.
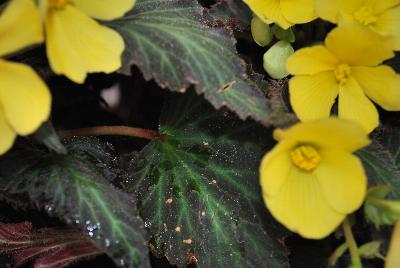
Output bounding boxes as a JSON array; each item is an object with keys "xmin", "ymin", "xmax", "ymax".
[{"xmin": 57, "ymin": 126, "xmax": 164, "ymax": 141}]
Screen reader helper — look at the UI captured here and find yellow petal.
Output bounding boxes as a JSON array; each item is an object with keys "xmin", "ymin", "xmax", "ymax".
[
  {"xmin": 352, "ymin": 66, "xmax": 400, "ymax": 111},
  {"xmin": 260, "ymin": 142, "xmax": 294, "ymax": 198},
  {"xmin": 372, "ymin": 0, "xmax": 400, "ymax": 14},
  {"xmin": 315, "ymin": 149, "xmax": 367, "ymax": 214},
  {"xmin": 264, "ymin": 167, "xmax": 345, "ymax": 239},
  {"xmin": 338, "ymin": 77, "xmax": 379, "ymax": 133},
  {"xmin": 72, "ymin": 0, "xmax": 135, "ymax": 20},
  {"xmin": 0, "ymin": 108, "xmax": 16, "ymax": 155},
  {"xmin": 0, "ymin": 0, "xmax": 43, "ymax": 57},
  {"xmin": 45, "ymin": 5, "xmax": 124, "ymax": 83},
  {"xmin": 325, "ymin": 22, "xmax": 394, "ymax": 66},
  {"xmin": 280, "ymin": 0, "xmax": 317, "ymax": 24},
  {"xmin": 278, "ymin": 118, "xmax": 371, "ymax": 152},
  {"xmin": 289, "ymin": 72, "xmax": 338, "ymax": 121},
  {"xmin": 287, "ymin": 45, "xmax": 338, "ymax": 75},
  {"xmin": 314, "ymin": 0, "xmax": 363, "ymax": 23},
  {"xmin": 0, "ymin": 59, "xmax": 51, "ymax": 135},
  {"xmin": 243, "ymin": 0, "xmax": 293, "ymax": 29},
  {"xmin": 374, "ymin": 5, "xmax": 400, "ymax": 50}
]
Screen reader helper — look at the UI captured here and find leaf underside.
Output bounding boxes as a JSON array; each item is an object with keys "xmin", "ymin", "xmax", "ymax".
[
  {"xmin": 109, "ymin": 0, "xmax": 273, "ymax": 125},
  {"xmin": 0, "ymin": 222, "xmax": 103, "ymax": 268},
  {"xmin": 123, "ymin": 90, "xmax": 289, "ymax": 267},
  {"xmin": 0, "ymin": 139, "xmax": 150, "ymax": 268}
]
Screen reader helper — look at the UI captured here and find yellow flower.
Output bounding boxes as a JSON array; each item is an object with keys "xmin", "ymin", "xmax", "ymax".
[
  {"xmin": 260, "ymin": 118, "xmax": 370, "ymax": 239},
  {"xmin": 243, "ymin": 0, "xmax": 317, "ymax": 29},
  {"xmin": 315, "ymin": 0, "xmax": 400, "ymax": 50},
  {"xmin": 0, "ymin": 0, "xmax": 51, "ymax": 154},
  {"xmin": 287, "ymin": 22, "xmax": 400, "ymax": 133},
  {"xmin": 39, "ymin": 0, "xmax": 135, "ymax": 83}
]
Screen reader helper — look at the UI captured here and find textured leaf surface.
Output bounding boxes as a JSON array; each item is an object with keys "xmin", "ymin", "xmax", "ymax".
[
  {"xmin": 109, "ymin": 0, "xmax": 273, "ymax": 124},
  {"xmin": 0, "ymin": 139, "xmax": 150, "ymax": 268},
  {"xmin": 208, "ymin": 0, "xmax": 252, "ymax": 31},
  {"xmin": 123, "ymin": 91, "xmax": 288, "ymax": 267},
  {"xmin": 0, "ymin": 222, "xmax": 103, "ymax": 268},
  {"xmin": 357, "ymin": 127, "xmax": 400, "ymax": 198}
]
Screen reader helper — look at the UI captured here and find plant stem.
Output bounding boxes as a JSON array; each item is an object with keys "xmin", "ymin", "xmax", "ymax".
[
  {"xmin": 342, "ymin": 217, "xmax": 362, "ymax": 268},
  {"xmin": 58, "ymin": 126, "xmax": 164, "ymax": 141}
]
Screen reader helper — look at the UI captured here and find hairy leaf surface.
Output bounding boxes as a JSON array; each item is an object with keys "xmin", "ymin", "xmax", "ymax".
[
  {"xmin": 124, "ymin": 91, "xmax": 289, "ymax": 267},
  {"xmin": 208, "ymin": 0, "xmax": 252, "ymax": 31},
  {"xmin": 109, "ymin": 0, "xmax": 273, "ymax": 124},
  {"xmin": 357, "ymin": 127, "xmax": 400, "ymax": 198},
  {"xmin": 0, "ymin": 139, "xmax": 150, "ymax": 268}
]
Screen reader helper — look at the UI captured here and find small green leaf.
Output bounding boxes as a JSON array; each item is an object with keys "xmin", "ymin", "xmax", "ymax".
[
  {"xmin": 108, "ymin": 0, "xmax": 274, "ymax": 125},
  {"xmin": 271, "ymin": 25, "xmax": 295, "ymax": 43},
  {"xmin": 356, "ymin": 127, "xmax": 400, "ymax": 198},
  {"xmin": 33, "ymin": 121, "xmax": 67, "ymax": 155},
  {"xmin": 358, "ymin": 241, "xmax": 384, "ymax": 260},
  {"xmin": 364, "ymin": 194, "xmax": 400, "ymax": 228},
  {"xmin": 0, "ymin": 138, "xmax": 150, "ymax": 268},
  {"xmin": 123, "ymin": 91, "xmax": 289, "ymax": 267}
]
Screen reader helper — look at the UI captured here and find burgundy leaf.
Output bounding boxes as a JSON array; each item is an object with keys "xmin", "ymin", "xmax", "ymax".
[{"xmin": 0, "ymin": 222, "xmax": 104, "ymax": 268}]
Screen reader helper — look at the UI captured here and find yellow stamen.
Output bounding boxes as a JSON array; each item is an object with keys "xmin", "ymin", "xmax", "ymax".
[
  {"xmin": 48, "ymin": 0, "xmax": 69, "ymax": 9},
  {"xmin": 334, "ymin": 64, "xmax": 352, "ymax": 86},
  {"xmin": 353, "ymin": 6, "xmax": 377, "ymax": 26},
  {"xmin": 290, "ymin": 145, "xmax": 320, "ymax": 172}
]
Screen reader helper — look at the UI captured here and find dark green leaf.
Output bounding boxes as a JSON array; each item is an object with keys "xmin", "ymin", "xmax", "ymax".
[
  {"xmin": 356, "ymin": 127, "xmax": 400, "ymax": 198},
  {"xmin": 123, "ymin": 91, "xmax": 289, "ymax": 267},
  {"xmin": 208, "ymin": 0, "xmax": 252, "ymax": 31},
  {"xmin": 0, "ymin": 138, "xmax": 150, "ymax": 268},
  {"xmin": 109, "ymin": 0, "xmax": 274, "ymax": 125}
]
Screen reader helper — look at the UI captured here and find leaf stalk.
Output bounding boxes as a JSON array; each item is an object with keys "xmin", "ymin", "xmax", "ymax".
[
  {"xmin": 58, "ymin": 126, "xmax": 164, "ymax": 141},
  {"xmin": 342, "ymin": 217, "xmax": 362, "ymax": 268}
]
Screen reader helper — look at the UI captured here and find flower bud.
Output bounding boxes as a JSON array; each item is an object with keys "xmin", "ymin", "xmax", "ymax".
[
  {"xmin": 263, "ymin": 40, "xmax": 294, "ymax": 79},
  {"xmin": 251, "ymin": 16, "xmax": 272, "ymax": 47}
]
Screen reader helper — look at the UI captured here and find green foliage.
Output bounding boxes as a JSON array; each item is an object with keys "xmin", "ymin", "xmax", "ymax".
[
  {"xmin": 356, "ymin": 127, "xmax": 400, "ymax": 198},
  {"xmin": 123, "ymin": 91, "xmax": 289, "ymax": 267},
  {"xmin": 109, "ymin": 0, "xmax": 275, "ymax": 125},
  {"xmin": 364, "ymin": 186, "xmax": 400, "ymax": 228},
  {"xmin": 0, "ymin": 138, "xmax": 150, "ymax": 268},
  {"xmin": 271, "ymin": 25, "xmax": 295, "ymax": 43}
]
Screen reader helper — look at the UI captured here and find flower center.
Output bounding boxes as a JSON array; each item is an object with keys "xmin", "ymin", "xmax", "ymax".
[
  {"xmin": 353, "ymin": 6, "xmax": 377, "ymax": 25},
  {"xmin": 290, "ymin": 145, "xmax": 321, "ymax": 172},
  {"xmin": 48, "ymin": 0, "xmax": 69, "ymax": 9},
  {"xmin": 334, "ymin": 64, "xmax": 352, "ymax": 85}
]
